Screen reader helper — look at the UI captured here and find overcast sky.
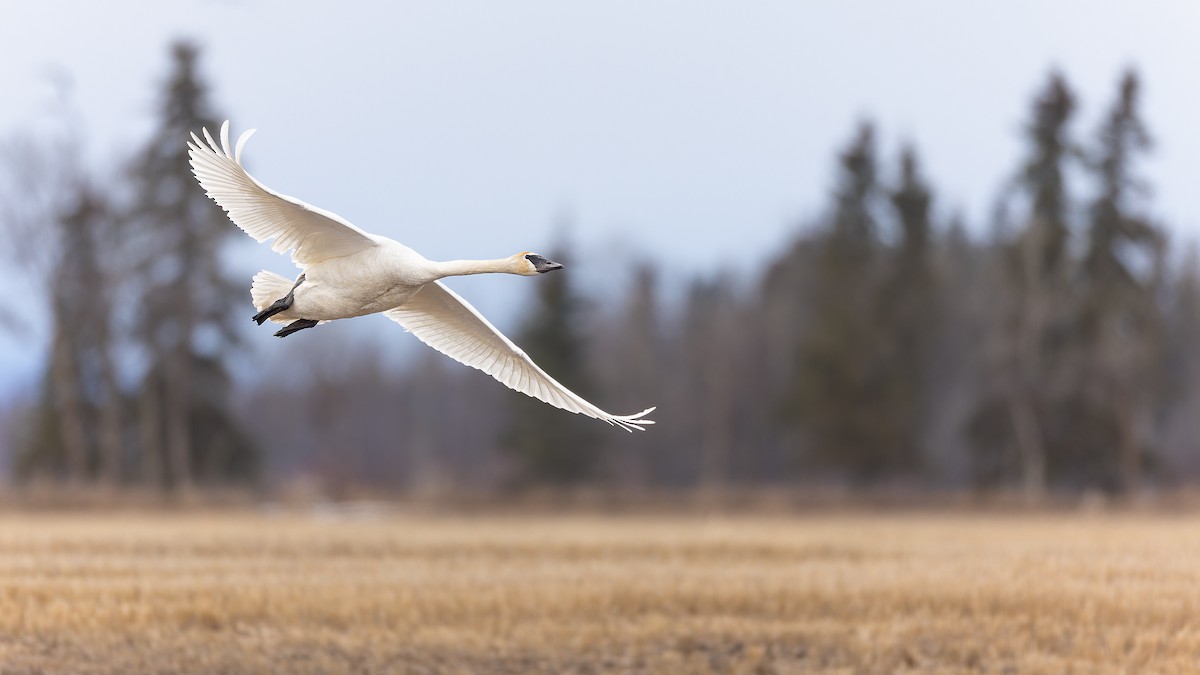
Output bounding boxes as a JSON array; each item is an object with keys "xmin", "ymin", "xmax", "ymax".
[{"xmin": 3, "ymin": 1, "xmax": 1200, "ymax": 389}]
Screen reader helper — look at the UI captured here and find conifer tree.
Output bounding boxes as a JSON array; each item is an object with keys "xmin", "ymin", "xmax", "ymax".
[
  {"xmin": 124, "ymin": 41, "xmax": 257, "ymax": 490},
  {"xmin": 680, "ymin": 276, "xmax": 742, "ymax": 487},
  {"xmin": 1074, "ymin": 69, "xmax": 1163, "ymax": 491},
  {"xmin": 0, "ymin": 108, "xmax": 125, "ymax": 486},
  {"xmin": 879, "ymin": 145, "xmax": 938, "ymax": 476},
  {"xmin": 501, "ymin": 243, "xmax": 601, "ymax": 485},
  {"xmin": 782, "ymin": 122, "xmax": 900, "ymax": 481},
  {"xmin": 14, "ymin": 185, "xmax": 121, "ymax": 484},
  {"xmin": 971, "ymin": 72, "xmax": 1077, "ymax": 495},
  {"xmin": 596, "ymin": 265, "xmax": 664, "ymax": 485}
]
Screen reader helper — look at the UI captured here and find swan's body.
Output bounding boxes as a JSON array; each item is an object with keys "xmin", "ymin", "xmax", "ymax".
[
  {"xmin": 188, "ymin": 122, "xmax": 654, "ymax": 431},
  {"xmin": 256, "ymin": 243, "xmax": 429, "ymax": 322}
]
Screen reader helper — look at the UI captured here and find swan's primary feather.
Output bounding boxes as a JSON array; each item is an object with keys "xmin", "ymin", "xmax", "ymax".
[
  {"xmin": 187, "ymin": 121, "xmax": 377, "ymax": 266},
  {"xmin": 385, "ymin": 282, "xmax": 656, "ymax": 431}
]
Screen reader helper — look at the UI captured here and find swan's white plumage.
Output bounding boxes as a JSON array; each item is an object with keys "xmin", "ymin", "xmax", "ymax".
[
  {"xmin": 188, "ymin": 121, "xmax": 655, "ymax": 431},
  {"xmin": 249, "ymin": 270, "xmax": 296, "ymax": 325},
  {"xmin": 188, "ymin": 123, "xmax": 376, "ymax": 266},
  {"xmin": 385, "ymin": 282, "xmax": 655, "ymax": 431}
]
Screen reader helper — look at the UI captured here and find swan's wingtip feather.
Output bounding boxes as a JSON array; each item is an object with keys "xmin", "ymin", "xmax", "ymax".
[
  {"xmin": 235, "ymin": 128, "xmax": 257, "ymax": 163},
  {"xmin": 219, "ymin": 121, "xmax": 232, "ymax": 158},
  {"xmin": 604, "ymin": 406, "xmax": 656, "ymax": 431}
]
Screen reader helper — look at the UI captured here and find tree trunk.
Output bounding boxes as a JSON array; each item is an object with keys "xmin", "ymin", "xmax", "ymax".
[
  {"xmin": 1009, "ymin": 395, "xmax": 1045, "ymax": 500},
  {"xmin": 97, "ymin": 348, "xmax": 123, "ymax": 488},
  {"xmin": 50, "ymin": 327, "xmax": 89, "ymax": 484},
  {"xmin": 139, "ymin": 386, "xmax": 163, "ymax": 489},
  {"xmin": 1011, "ymin": 226, "xmax": 1051, "ymax": 500},
  {"xmin": 1114, "ymin": 388, "xmax": 1141, "ymax": 495},
  {"xmin": 164, "ymin": 348, "xmax": 192, "ymax": 492}
]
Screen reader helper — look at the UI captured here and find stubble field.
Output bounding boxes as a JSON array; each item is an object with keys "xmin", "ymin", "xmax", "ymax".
[{"xmin": 0, "ymin": 508, "xmax": 1198, "ymax": 673}]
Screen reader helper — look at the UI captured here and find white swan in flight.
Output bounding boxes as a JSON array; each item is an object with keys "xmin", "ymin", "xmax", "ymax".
[{"xmin": 188, "ymin": 122, "xmax": 655, "ymax": 431}]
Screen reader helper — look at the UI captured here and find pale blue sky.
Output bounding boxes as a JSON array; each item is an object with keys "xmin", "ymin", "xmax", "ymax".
[{"xmin": 3, "ymin": 1, "xmax": 1200, "ymax": 390}]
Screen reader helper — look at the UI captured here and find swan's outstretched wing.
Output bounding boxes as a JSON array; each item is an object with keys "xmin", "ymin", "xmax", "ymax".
[
  {"xmin": 188, "ymin": 121, "xmax": 378, "ymax": 266},
  {"xmin": 385, "ymin": 282, "xmax": 656, "ymax": 431}
]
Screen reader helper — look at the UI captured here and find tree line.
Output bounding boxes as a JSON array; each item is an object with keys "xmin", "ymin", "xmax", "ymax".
[{"xmin": 3, "ymin": 42, "xmax": 1198, "ymax": 497}]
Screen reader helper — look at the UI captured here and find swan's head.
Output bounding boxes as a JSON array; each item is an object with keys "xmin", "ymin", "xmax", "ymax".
[{"xmin": 515, "ymin": 252, "xmax": 564, "ymax": 276}]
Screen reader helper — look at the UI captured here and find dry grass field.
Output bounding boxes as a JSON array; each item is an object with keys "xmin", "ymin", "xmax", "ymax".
[{"xmin": 1, "ymin": 508, "xmax": 1199, "ymax": 674}]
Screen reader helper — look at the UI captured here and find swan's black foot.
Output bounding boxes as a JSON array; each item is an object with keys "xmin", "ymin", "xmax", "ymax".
[
  {"xmin": 253, "ymin": 295, "xmax": 292, "ymax": 325},
  {"xmin": 274, "ymin": 318, "xmax": 319, "ymax": 338},
  {"xmin": 253, "ymin": 274, "xmax": 306, "ymax": 325}
]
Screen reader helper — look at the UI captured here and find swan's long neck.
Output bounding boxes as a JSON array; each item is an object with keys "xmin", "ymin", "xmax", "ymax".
[{"xmin": 428, "ymin": 258, "xmax": 517, "ymax": 279}]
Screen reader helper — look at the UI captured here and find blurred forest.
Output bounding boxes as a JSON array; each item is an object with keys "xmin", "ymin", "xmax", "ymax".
[{"xmin": 2, "ymin": 41, "xmax": 1199, "ymax": 499}]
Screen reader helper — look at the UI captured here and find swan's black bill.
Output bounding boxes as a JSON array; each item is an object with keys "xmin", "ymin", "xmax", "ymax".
[{"xmin": 526, "ymin": 254, "xmax": 564, "ymax": 273}]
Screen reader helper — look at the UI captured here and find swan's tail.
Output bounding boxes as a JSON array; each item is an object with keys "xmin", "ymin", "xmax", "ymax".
[{"xmin": 250, "ymin": 270, "xmax": 296, "ymax": 325}]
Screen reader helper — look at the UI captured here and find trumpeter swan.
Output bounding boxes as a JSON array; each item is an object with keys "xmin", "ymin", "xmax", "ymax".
[{"xmin": 187, "ymin": 122, "xmax": 655, "ymax": 431}]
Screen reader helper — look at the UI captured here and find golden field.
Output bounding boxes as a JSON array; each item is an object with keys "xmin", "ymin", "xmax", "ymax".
[{"xmin": 1, "ymin": 508, "xmax": 1199, "ymax": 674}]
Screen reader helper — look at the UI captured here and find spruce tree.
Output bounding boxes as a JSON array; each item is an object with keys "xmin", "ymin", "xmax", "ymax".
[
  {"xmin": 879, "ymin": 145, "xmax": 937, "ymax": 477},
  {"xmin": 501, "ymin": 243, "xmax": 601, "ymax": 485},
  {"xmin": 14, "ymin": 184, "xmax": 121, "ymax": 484},
  {"xmin": 124, "ymin": 41, "xmax": 257, "ymax": 490},
  {"xmin": 599, "ymin": 265, "xmax": 664, "ymax": 485},
  {"xmin": 679, "ymin": 276, "xmax": 742, "ymax": 487},
  {"xmin": 970, "ymin": 71, "xmax": 1077, "ymax": 495},
  {"xmin": 1074, "ymin": 69, "xmax": 1163, "ymax": 491},
  {"xmin": 783, "ymin": 122, "xmax": 899, "ymax": 482}
]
